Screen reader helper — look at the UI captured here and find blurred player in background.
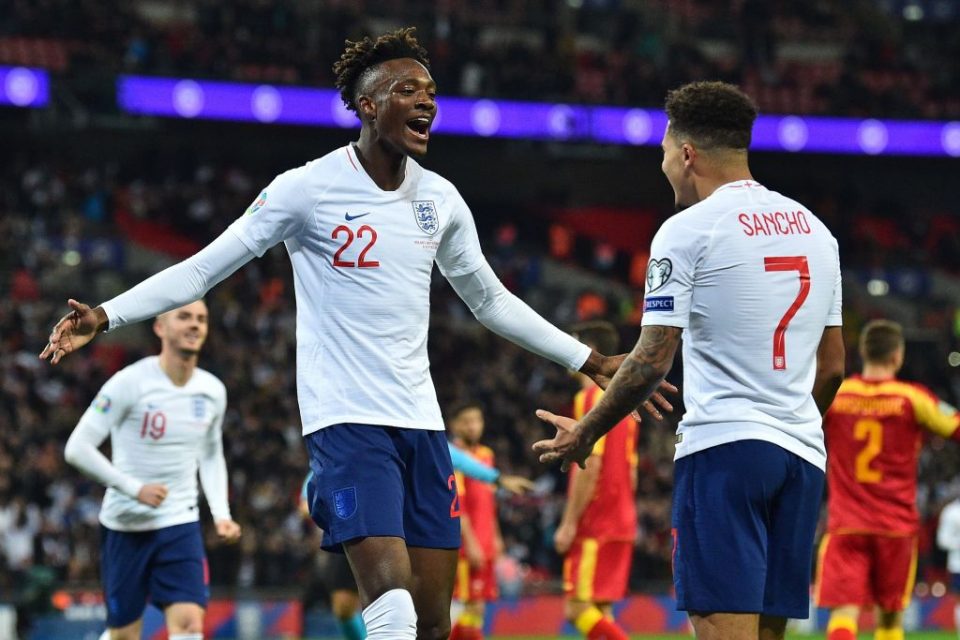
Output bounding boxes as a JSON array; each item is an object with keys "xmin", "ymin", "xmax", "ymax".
[
  {"xmin": 38, "ymin": 27, "xmax": 673, "ymax": 640},
  {"xmin": 64, "ymin": 300, "xmax": 241, "ymax": 640},
  {"xmin": 535, "ymin": 81, "xmax": 846, "ymax": 640},
  {"xmin": 298, "ymin": 444, "xmax": 533, "ymax": 640},
  {"xmin": 937, "ymin": 494, "xmax": 960, "ymax": 639},
  {"xmin": 554, "ymin": 322, "xmax": 638, "ymax": 640},
  {"xmin": 449, "ymin": 404, "xmax": 503, "ymax": 640},
  {"xmin": 816, "ymin": 320, "xmax": 960, "ymax": 640}
]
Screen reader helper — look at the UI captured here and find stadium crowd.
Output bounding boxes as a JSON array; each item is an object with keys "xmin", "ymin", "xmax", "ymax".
[
  {"xmin": 1, "ymin": 147, "xmax": 959, "ymax": 609},
  {"xmin": 2, "ymin": 0, "xmax": 960, "ymax": 118}
]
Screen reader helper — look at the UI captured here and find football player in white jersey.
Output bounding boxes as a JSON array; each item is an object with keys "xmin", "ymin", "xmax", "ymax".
[
  {"xmin": 40, "ymin": 28, "xmax": 672, "ymax": 640},
  {"xmin": 64, "ymin": 300, "xmax": 241, "ymax": 640},
  {"xmin": 535, "ymin": 81, "xmax": 847, "ymax": 640}
]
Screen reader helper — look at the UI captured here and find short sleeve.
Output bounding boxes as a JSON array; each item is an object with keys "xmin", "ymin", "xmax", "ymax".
[
  {"xmin": 826, "ymin": 242, "xmax": 843, "ymax": 327},
  {"xmin": 229, "ymin": 166, "xmax": 313, "ymax": 257},
  {"xmin": 435, "ymin": 190, "xmax": 485, "ymax": 278},
  {"xmin": 641, "ymin": 219, "xmax": 696, "ymax": 329}
]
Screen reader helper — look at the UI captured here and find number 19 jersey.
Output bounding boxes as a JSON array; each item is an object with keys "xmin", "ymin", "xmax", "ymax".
[{"xmin": 642, "ymin": 180, "xmax": 842, "ymax": 470}]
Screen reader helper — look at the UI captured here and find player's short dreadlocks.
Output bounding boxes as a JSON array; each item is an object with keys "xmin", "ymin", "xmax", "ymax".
[
  {"xmin": 665, "ymin": 81, "xmax": 758, "ymax": 150},
  {"xmin": 333, "ymin": 27, "xmax": 431, "ymax": 114}
]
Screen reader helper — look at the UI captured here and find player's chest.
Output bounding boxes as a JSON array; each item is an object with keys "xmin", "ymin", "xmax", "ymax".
[
  {"xmin": 307, "ymin": 195, "xmax": 446, "ymax": 273},
  {"xmin": 126, "ymin": 389, "xmax": 216, "ymax": 444}
]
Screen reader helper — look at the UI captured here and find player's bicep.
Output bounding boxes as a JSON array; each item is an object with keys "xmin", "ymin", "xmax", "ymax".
[
  {"xmin": 229, "ymin": 168, "xmax": 311, "ymax": 257},
  {"xmin": 436, "ymin": 196, "xmax": 484, "ymax": 278}
]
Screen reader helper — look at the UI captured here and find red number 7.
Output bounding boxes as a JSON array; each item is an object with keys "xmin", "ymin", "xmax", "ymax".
[{"xmin": 763, "ymin": 256, "xmax": 810, "ymax": 371}]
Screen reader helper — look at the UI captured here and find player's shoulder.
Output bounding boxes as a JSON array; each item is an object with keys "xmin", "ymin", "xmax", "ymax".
[
  {"xmin": 192, "ymin": 367, "xmax": 228, "ymax": 399},
  {"xmin": 410, "ymin": 160, "xmax": 466, "ymax": 204},
  {"xmin": 271, "ymin": 148, "xmax": 346, "ymax": 190},
  {"xmin": 110, "ymin": 356, "xmax": 156, "ymax": 383},
  {"xmin": 474, "ymin": 444, "xmax": 495, "ymax": 458}
]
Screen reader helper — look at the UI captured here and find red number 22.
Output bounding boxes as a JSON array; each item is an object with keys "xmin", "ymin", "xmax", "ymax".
[
  {"xmin": 763, "ymin": 256, "xmax": 810, "ymax": 371},
  {"xmin": 332, "ymin": 225, "xmax": 380, "ymax": 268}
]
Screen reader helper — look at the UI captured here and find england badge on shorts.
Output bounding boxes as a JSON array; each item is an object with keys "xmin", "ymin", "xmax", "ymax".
[{"xmin": 412, "ymin": 200, "xmax": 439, "ymax": 235}]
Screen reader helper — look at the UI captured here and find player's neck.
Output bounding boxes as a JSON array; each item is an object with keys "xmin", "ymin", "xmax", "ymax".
[
  {"xmin": 353, "ymin": 136, "xmax": 407, "ymax": 191},
  {"xmin": 158, "ymin": 351, "xmax": 198, "ymax": 386},
  {"xmin": 697, "ymin": 170, "xmax": 754, "ymax": 201},
  {"xmin": 861, "ymin": 363, "xmax": 898, "ymax": 381}
]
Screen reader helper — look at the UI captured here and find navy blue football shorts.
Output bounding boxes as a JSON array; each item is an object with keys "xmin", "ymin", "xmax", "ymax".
[
  {"xmin": 100, "ymin": 521, "xmax": 208, "ymax": 628},
  {"xmin": 671, "ymin": 439, "xmax": 824, "ymax": 618},
  {"xmin": 305, "ymin": 423, "xmax": 461, "ymax": 552}
]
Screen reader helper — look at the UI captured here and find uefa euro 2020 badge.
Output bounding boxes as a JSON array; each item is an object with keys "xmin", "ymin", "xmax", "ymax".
[
  {"xmin": 245, "ymin": 191, "xmax": 267, "ymax": 216},
  {"xmin": 412, "ymin": 200, "xmax": 439, "ymax": 235}
]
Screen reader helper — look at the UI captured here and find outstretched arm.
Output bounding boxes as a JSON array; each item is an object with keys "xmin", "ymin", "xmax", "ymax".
[
  {"xmin": 447, "ymin": 263, "xmax": 675, "ymax": 418},
  {"xmin": 41, "ymin": 229, "xmax": 254, "ymax": 363},
  {"xmin": 534, "ymin": 325, "xmax": 681, "ymax": 470}
]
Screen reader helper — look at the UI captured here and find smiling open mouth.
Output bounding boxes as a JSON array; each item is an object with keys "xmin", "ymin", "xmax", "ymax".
[{"xmin": 406, "ymin": 117, "xmax": 431, "ymax": 139}]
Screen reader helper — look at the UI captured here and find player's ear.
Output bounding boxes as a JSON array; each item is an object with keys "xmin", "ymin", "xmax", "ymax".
[
  {"xmin": 152, "ymin": 318, "xmax": 165, "ymax": 340},
  {"xmin": 357, "ymin": 94, "xmax": 377, "ymax": 123},
  {"xmin": 681, "ymin": 143, "xmax": 697, "ymax": 168}
]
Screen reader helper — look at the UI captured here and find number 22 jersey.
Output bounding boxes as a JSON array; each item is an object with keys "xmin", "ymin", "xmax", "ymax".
[
  {"xmin": 228, "ymin": 145, "xmax": 487, "ymax": 435},
  {"xmin": 641, "ymin": 180, "xmax": 842, "ymax": 470}
]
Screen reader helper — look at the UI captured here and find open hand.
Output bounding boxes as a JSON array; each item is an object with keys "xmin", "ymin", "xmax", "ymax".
[
  {"xmin": 39, "ymin": 300, "xmax": 106, "ymax": 364},
  {"xmin": 586, "ymin": 355, "xmax": 678, "ymax": 420},
  {"xmin": 216, "ymin": 519, "xmax": 242, "ymax": 543},
  {"xmin": 497, "ymin": 474, "xmax": 535, "ymax": 495},
  {"xmin": 531, "ymin": 410, "xmax": 594, "ymax": 472},
  {"xmin": 553, "ymin": 521, "xmax": 577, "ymax": 555}
]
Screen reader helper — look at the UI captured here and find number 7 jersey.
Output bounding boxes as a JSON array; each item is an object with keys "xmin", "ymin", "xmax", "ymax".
[
  {"xmin": 641, "ymin": 180, "xmax": 842, "ymax": 470},
  {"xmin": 824, "ymin": 376, "xmax": 960, "ymax": 534}
]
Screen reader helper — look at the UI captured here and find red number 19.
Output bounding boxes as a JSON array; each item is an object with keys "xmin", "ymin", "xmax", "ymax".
[{"xmin": 763, "ymin": 256, "xmax": 810, "ymax": 371}]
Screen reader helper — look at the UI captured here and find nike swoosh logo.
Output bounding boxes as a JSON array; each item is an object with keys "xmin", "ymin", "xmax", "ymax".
[{"xmin": 345, "ymin": 212, "xmax": 372, "ymax": 221}]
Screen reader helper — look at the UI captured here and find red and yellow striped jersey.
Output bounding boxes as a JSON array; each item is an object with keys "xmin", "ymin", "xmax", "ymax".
[
  {"xmin": 824, "ymin": 375, "xmax": 960, "ymax": 534},
  {"xmin": 567, "ymin": 385, "xmax": 639, "ymax": 542}
]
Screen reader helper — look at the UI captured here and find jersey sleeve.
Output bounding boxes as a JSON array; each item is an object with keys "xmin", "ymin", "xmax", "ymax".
[
  {"xmin": 911, "ymin": 387, "xmax": 960, "ymax": 439},
  {"xmin": 938, "ymin": 503, "xmax": 960, "ymax": 551},
  {"xmin": 826, "ymin": 239, "xmax": 843, "ymax": 327},
  {"xmin": 641, "ymin": 218, "xmax": 697, "ymax": 329},
  {"xmin": 64, "ymin": 370, "xmax": 142, "ymax": 497},
  {"xmin": 435, "ymin": 190, "xmax": 485, "ymax": 278},
  {"xmin": 198, "ymin": 385, "xmax": 231, "ymax": 522},
  {"xmin": 228, "ymin": 166, "xmax": 313, "ymax": 257}
]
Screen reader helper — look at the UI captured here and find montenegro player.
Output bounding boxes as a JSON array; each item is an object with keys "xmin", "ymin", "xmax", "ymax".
[
  {"xmin": 816, "ymin": 320, "xmax": 960, "ymax": 640},
  {"xmin": 555, "ymin": 322, "xmax": 638, "ymax": 640},
  {"xmin": 450, "ymin": 404, "xmax": 503, "ymax": 640}
]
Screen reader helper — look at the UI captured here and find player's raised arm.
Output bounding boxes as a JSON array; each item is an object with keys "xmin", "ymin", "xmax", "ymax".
[
  {"xmin": 40, "ymin": 229, "xmax": 254, "ymax": 364},
  {"xmin": 534, "ymin": 325, "xmax": 681, "ymax": 470}
]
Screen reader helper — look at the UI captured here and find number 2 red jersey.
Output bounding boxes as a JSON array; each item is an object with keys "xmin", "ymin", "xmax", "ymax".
[
  {"xmin": 568, "ymin": 385, "xmax": 638, "ymax": 542},
  {"xmin": 456, "ymin": 444, "xmax": 498, "ymax": 558},
  {"xmin": 824, "ymin": 375, "xmax": 960, "ymax": 534}
]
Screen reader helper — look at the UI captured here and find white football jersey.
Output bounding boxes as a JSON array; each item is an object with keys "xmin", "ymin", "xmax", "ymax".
[
  {"xmin": 938, "ymin": 500, "xmax": 960, "ymax": 573},
  {"xmin": 77, "ymin": 357, "xmax": 228, "ymax": 531},
  {"xmin": 642, "ymin": 180, "xmax": 842, "ymax": 470},
  {"xmin": 229, "ymin": 144, "xmax": 486, "ymax": 434}
]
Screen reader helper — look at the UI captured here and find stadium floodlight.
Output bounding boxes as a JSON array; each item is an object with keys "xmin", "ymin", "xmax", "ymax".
[
  {"xmin": 117, "ymin": 74, "xmax": 960, "ymax": 157},
  {"xmin": 0, "ymin": 66, "xmax": 49, "ymax": 108}
]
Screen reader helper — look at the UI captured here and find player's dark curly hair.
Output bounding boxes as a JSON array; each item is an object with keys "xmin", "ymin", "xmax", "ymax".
[
  {"xmin": 664, "ymin": 81, "xmax": 758, "ymax": 150},
  {"xmin": 333, "ymin": 27, "xmax": 431, "ymax": 114}
]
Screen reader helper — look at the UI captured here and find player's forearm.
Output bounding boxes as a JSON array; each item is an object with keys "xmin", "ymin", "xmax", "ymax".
[
  {"xmin": 813, "ymin": 326, "xmax": 845, "ymax": 416},
  {"xmin": 448, "ymin": 442, "xmax": 500, "ymax": 484},
  {"xmin": 64, "ymin": 427, "xmax": 142, "ymax": 498},
  {"xmin": 101, "ymin": 229, "xmax": 253, "ymax": 331},
  {"xmin": 578, "ymin": 326, "xmax": 680, "ymax": 444},
  {"xmin": 199, "ymin": 449, "xmax": 232, "ymax": 521},
  {"xmin": 448, "ymin": 263, "xmax": 591, "ymax": 371}
]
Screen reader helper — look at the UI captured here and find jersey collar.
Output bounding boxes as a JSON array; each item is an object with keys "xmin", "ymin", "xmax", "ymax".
[{"xmin": 712, "ymin": 179, "xmax": 763, "ymax": 195}]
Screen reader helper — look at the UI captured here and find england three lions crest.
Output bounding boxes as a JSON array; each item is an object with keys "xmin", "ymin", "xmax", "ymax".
[{"xmin": 412, "ymin": 200, "xmax": 439, "ymax": 235}]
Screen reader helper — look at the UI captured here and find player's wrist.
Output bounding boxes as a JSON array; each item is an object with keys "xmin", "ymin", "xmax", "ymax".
[{"xmin": 93, "ymin": 306, "xmax": 110, "ymax": 333}]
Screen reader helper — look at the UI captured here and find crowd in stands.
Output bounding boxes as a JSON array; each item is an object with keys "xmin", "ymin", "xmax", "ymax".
[
  {"xmin": 2, "ymin": 144, "xmax": 960, "ymax": 609},
  {"xmin": 2, "ymin": 0, "xmax": 960, "ymax": 118}
]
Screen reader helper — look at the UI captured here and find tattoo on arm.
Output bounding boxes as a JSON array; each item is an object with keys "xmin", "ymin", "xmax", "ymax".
[{"xmin": 579, "ymin": 326, "xmax": 682, "ymax": 442}]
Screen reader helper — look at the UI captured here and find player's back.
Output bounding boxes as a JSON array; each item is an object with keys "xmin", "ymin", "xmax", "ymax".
[
  {"xmin": 825, "ymin": 376, "xmax": 956, "ymax": 534},
  {"xmin": 653, "ymin": 180, "xmax": 841, "ymax": 469},
  {"xmin": 569, "ymin": 386, "xmax": 638, "ymax": 542}
]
